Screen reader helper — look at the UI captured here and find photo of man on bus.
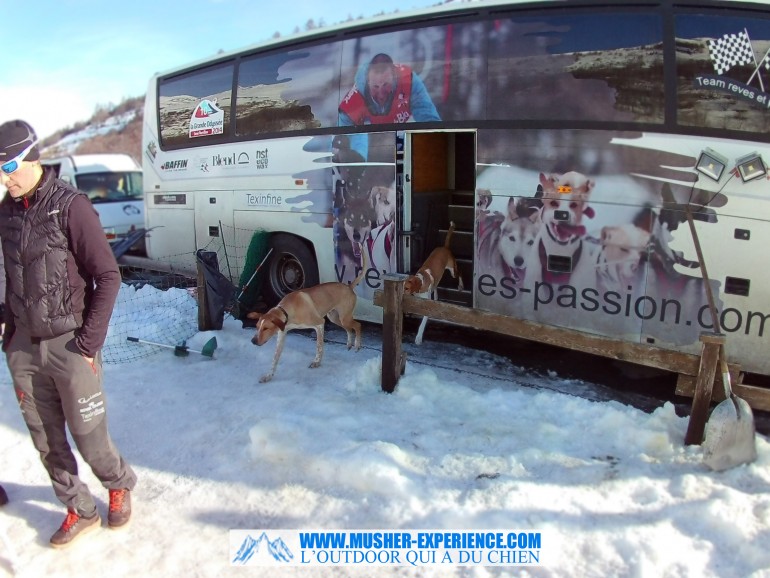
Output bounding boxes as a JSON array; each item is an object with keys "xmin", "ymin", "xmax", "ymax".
[{"xmin": 338, "ymin": 53, "xmax": 441, "ymax": 126}]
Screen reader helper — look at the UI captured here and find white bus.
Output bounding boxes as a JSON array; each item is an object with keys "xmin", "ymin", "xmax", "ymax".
[{"xmin": 143, "ymin": 0, "xmax": 770, "ymax": 380}]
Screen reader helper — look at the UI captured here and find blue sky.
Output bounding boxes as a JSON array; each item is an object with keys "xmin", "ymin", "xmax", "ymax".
[{"xmin": 2, "ymin": 0, "xmax": 447, "ymax": 139}]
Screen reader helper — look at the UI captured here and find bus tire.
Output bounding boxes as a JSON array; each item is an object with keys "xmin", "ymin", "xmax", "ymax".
[{"xmin": 262, "ymin": 234, "xmax": 320, "ymax": 306}]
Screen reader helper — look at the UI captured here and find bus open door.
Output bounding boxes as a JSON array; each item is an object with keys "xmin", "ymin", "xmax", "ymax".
[{"xmin": 401, "ymin": 130, "xmax": 475, "ymax": 306}]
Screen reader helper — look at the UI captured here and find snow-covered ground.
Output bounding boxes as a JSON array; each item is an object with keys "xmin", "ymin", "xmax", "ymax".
[{"xmin": 0, "ymin": 284, "xmax": 768, "ymax": 578}]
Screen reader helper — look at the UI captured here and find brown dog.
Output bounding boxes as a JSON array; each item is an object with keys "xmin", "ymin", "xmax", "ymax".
[
  {"xmin": 404, "ymin": 222, "xmax": 463, "ymax": 296},
  {"xmin": 252, "ymin": 267, "xmax": 366, "ymax": 383},
  {"xmin": 404, "ymin": 222, "xmax": 464, "ymax": 344}
]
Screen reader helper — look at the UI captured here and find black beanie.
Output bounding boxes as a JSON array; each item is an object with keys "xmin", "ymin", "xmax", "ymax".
[{"xmin": 0, "ymin": 119, "xmax": 40, "ymax": 164}]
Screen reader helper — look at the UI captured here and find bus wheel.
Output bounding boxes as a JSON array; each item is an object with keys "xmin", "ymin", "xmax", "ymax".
[{"xmin": 263, "ymin": 234, "xmax": 319, "ymax": 306}]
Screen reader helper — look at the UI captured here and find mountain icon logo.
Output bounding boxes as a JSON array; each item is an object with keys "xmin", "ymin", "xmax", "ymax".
[
  {"xmin": 193, "ymin": 100, "xmax": 221, "ymax": 118},
  {"xmin": 232, "ymin": 532, "xmax": 294, "ymax": 565}
]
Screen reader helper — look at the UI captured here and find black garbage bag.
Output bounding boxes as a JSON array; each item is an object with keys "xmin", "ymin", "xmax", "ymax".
[{"xmin": 196, "ymin": 250, "xmax": 238, "ymax": 330}]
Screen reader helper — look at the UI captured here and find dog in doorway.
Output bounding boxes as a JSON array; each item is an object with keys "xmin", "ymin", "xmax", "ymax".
[{"xmin": 404, "ymin": 222, "xmax": 464, "ymax": 344}]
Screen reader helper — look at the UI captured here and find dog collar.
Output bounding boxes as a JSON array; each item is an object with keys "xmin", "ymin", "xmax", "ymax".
[{"xmin": 277, "ymin": 305, "xmax": 289, "ymax": 325}]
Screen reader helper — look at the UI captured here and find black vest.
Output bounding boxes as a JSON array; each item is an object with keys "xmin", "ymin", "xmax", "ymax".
[{"xmin": 0, "ymin": 169, "xmax": 83, "ymax": 338}]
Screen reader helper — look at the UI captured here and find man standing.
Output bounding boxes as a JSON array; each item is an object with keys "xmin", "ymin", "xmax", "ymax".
[
  {"xmin": 339, "ymin": 53, "xmax": 441, "ymax": 126},
  {"xmin": 0, "ymin": 191, "xmax": 6, "ymax": 508},
  {"xmin": 0, "ymin": 120, "xmax": 137, "ymax": 548}
]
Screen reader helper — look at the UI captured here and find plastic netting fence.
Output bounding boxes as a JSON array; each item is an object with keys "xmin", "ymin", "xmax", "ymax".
[{"xmin": 106, "ymin": 225, "xmax": 269, "ymax": 364}]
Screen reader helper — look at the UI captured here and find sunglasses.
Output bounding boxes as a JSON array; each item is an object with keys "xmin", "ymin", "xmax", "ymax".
[{"xmin": 1, "ymin": 140, "xmax": 39, "ymax": 175}]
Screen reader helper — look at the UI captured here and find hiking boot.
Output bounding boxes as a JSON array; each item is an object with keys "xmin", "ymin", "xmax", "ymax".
[
  {"xmin": 50, "ymin": 509, "xmax": 100, "ymax": 548},
  {"xmin": 0, "ymin": 485, "xmax": 8, "ymax": 506},
  {"xmin": 108, "ymin": 489, "xmax": 131, "ymax": 529}
]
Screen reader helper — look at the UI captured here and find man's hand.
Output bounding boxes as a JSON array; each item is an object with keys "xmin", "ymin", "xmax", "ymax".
[{"xmin": 83, "ymin": 355, "xmax": 96, "ymax": 371}]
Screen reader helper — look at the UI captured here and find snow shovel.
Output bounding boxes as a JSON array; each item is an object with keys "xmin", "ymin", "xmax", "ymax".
[
  {"xmin": 702, "ymin": 350, "xmax": 757, "ymax": 471},
  {"xmin": 685, "ymin": 206, "xmax": 756, "ymax": 469},
  {"xmin": 126, "ymin": 336, "xmax": 218, "ymax": 358}
]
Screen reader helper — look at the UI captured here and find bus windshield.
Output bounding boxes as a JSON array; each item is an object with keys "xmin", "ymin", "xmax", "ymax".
[{"xmin": 76, "ymin": 171, "xmax": 143, "ymax": 203}]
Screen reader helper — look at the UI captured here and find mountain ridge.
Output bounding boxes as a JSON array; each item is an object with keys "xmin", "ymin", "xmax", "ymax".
[{"xmin": 40, "ymin": 95, "xmax": 144, "ymax": 163}]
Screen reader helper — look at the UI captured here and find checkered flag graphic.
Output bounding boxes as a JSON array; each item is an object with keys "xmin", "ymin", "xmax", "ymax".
[{"xmin": 708, "ymin": 31, "xmax": 754, "ymax": 75}]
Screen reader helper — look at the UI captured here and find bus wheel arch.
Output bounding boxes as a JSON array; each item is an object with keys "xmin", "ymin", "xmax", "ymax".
[{"xmin": 262, "ymin": 233, "xmax": 320, "ymax": 306}]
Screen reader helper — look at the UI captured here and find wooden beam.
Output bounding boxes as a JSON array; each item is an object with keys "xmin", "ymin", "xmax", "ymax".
[
  {"xmin": 677, "ymin": 375, "xmax": 770, "ymax": 412},
  {"xmin": 381, "ymin": 275, "xmax": 408, "ymax": 393},
  {"xmin": 393, "ymin": 294, "xmax": 701, "ymax": 376}
]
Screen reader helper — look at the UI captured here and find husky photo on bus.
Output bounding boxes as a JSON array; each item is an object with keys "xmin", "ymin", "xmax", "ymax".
[{"xmin": 142, "ymin": 0, "xmax": 770, "ymax": 384}]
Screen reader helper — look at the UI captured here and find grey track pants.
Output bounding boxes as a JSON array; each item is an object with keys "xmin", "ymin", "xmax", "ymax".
[{"xmin": 6, "ymin": 326, "xmax": 137, "ymax": 516}]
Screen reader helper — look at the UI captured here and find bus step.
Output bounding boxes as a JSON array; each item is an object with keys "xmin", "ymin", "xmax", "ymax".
[
  {"xmin": 451, "ymin": 190, "xmax": 475, "ymax": 206},
  {"xmin": 436, "ymin": 286, "xmax": 473, "ymax": 307},
  {"xmin": 437, "ymin": 258, "xmax": 474, "ymax": 290},
  {"xmin": 448, "ymin": 204, "xmax": 475, "ymax": 229},
  {"xmin": 440, "ymin": 228, "xmax": 474, "ymax": 259}
]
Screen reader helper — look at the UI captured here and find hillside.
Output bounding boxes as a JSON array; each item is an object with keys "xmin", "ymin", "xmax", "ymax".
[{"xmin": 40, "ymin": 95, "xmax": 144, "ymax": 163}]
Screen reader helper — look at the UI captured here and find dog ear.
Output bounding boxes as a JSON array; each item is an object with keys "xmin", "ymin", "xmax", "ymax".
[
  {"xmin": 272, "ymin": 315, "xmax": 286, "ymax": 331},
  {"xmin": 528, "ymin": 205, "xmax": 542, "ymax": 223},
  {"xmin": 632, "ymin": 206, "xmax": 656, "ymax": 233},
  {"xmin": 539, "ymin": 172, "xmax": 557, "ymax": 192},
  {"xmin": 525, "ymin": 193, "xmax": 543, "ymax": 211},
  {"xmin": 264, "ymin": 309, "xmax": 287, "ymax": 331},
  {"xmin": 507, "ymin": 197, "xmax": 519, "ymax": 219}
]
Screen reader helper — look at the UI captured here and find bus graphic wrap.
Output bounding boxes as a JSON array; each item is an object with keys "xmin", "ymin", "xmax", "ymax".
[{"xmin": 143, "ymin": 1, "xmax": 770, "ymax": 377}]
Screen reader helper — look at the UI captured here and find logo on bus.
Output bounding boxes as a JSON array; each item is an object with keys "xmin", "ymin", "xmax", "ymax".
[
  {"xmin": 255, "ymin": 148, "xmax": 269, "ymax": 170},
  {"xmin": 212, "ymin": 152, "xmax": 251, "ymax": 168},
  {"xmin": 145, "ymin": 141, "xmax": 157, "ymax": 161},
  {"xmin": 247, "ymin": 192, "xmax": 282, "ymax": 207},
  {"xmin": 697, "ymin": 30, "xmax": 770, "ymax": 109},
  {"xmin": 161, "ymin": 159, "xmax": 189, "ymax": 171},
  {"xmin": 189, "ymin": 99, "xmax": 225, "ymax": 139}
]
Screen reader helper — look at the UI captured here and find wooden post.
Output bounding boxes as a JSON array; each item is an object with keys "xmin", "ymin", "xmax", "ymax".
[
  {"xmin": 382, "ymin": 274, "xmax": 408, "ymax": 393},
  {"xmin": 684, "ymin": 332, "xmax": 725, "ymax": 445}
]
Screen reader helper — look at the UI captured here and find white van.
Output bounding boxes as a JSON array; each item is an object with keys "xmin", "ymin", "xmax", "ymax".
[{"xmin": 41, "ymin": 154, "xmax": 144, "ymax": 251}]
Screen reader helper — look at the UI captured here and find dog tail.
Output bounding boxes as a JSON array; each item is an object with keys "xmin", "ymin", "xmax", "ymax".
[
  {"xmin": 351, "ymin": 245, "xmax": 367, "ymax": 289},
  {"xmin": 444, "ymin": 221, "xmax": 456, "ymax": 248}
]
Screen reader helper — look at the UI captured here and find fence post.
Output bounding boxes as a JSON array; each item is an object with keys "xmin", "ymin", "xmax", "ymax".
[
  {"xmin": 685, "ymin": 332, "xmax": 725, "ymax": 445},
  {"xmin": 382, "ymin": 274, "xmax": 407, "ymax": 393}
]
